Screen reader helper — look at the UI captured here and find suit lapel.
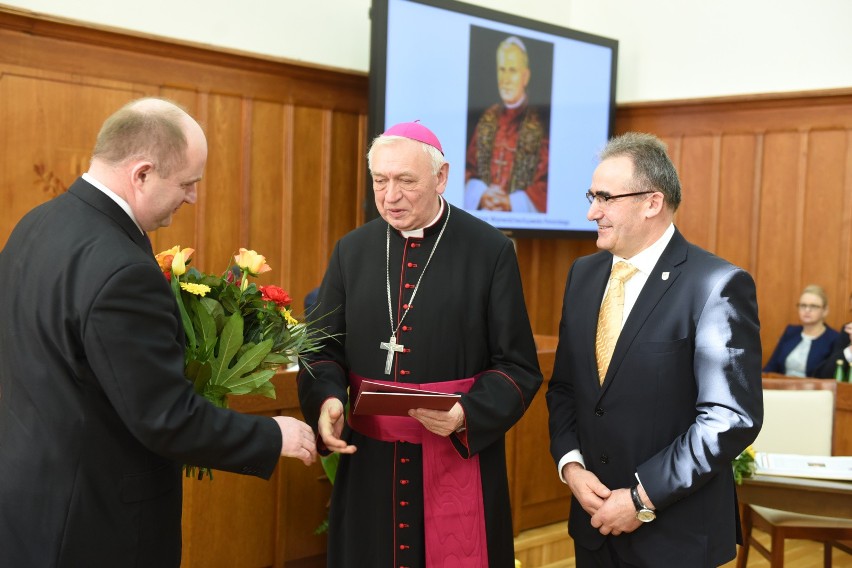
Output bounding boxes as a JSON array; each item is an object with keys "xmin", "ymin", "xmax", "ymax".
[
  {"xmin": 600, "ymin": 229, "xmax": 689, "ymax": 392},
  {"xmin": 68, "ymin": 177, "xmax": 151, "ymax": 254}
]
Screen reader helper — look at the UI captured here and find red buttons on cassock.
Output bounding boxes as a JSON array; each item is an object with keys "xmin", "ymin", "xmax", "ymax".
[
  {"xmin": 400, "ymin": 545, "xmax": 410, "ymax": 550},
  {"xmin": 400, "ymin": 458, "xmax": 410, "ymax": 463},
  {"xmin": 407, "ymin": 262, "xmax": 417, "ymax": 268},
  {"xmin": 402, "ymin": 303, "xmax": 410, "ymax": 309},
  {"xmin": 399, "ymin": 523, "xmax": 409, "ymax": 528},
  {"xmin": 400, "ymin": 501, "xmax": 409, "ymax": 506},
  {"xmin": 400, "ymin": 479, "xmax": 409, "ymax": 485},
  {"xmin": 404, "ymin": 283, "xmax": 414, "ymax": 289},
  {"xmin": 403, "ymin": 348, "xmax": 411, "ymax": 353},
  {"xmin": 400, "ymin": 370, "xmax": 410, "ymax": 375},
  {"xmin": 401, "ymin": 325, "xmax": 412, "ymax": 332},
  {"xmin": 410, "ymin": 242, "xmax": 420, "ymax": 248}
]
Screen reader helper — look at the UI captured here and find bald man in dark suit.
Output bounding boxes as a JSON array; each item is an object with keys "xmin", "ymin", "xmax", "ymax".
[{"xmin": 0, "ymin": 98, "xmax": 316, "ymax": 567}]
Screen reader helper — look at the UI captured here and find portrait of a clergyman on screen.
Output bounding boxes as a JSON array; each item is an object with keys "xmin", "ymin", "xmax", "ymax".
[{"xmin": 464, "ymin": 28, "xmax": 554, "ymax": 214}]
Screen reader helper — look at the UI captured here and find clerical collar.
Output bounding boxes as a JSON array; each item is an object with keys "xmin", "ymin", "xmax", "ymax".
[
  {"xmin": 504, "ymin": 95, "xmax": 527, "ymax": 110},
  {"xmin": 82, "ymin": 172, "xmax": 145, "ymax": 235},
  {"xmin": 400, "ymin": 197, "xmax": 446, "ymax": 239}
]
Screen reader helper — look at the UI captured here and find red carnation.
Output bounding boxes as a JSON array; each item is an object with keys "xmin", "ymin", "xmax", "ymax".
[{"xmin": 259, "ymin": 285, "xmax": 292, "ymax": 308}]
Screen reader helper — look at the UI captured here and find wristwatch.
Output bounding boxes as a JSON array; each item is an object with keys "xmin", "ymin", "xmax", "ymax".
[{"xmin": 630, "ymin": 484, "xmax": 656, "ymax": 523}]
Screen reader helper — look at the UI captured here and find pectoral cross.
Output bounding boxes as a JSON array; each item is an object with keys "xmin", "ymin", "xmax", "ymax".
[
  {"xmin": 379, "ymin": 334, "xmax": 404, "ymax": 375},
  {"xmin": 492, "ymin": 144, "xmax": 514, "ymax": 187}
]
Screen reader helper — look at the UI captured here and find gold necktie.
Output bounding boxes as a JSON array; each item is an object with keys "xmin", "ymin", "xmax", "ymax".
[{"xmin": 595, "ymin": 261, "xmax": 638, "ymax": 384}]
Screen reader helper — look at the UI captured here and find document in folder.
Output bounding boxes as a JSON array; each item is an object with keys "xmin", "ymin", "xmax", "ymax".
[{"xmin": 353, "ymin": 380, "xmax": 461, "ymax": 416}]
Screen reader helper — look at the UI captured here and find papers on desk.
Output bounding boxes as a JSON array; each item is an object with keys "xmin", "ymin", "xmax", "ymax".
[
  {"xmin": 352, "ymin": 380, "xmax": 461, "ymax": 416},
  {"xmin": 755, "ymin": 452, "xmax": 852, "ymax": 482}
]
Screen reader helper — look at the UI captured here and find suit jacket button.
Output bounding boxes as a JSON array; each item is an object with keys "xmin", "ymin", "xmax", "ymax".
[
  {"xmin": 595, "ymin": 407, "xmax": 604, "ymax": 416},
  {"xmin": 600, "ymin": 454, "xmax": 609, "ymax": 464}
]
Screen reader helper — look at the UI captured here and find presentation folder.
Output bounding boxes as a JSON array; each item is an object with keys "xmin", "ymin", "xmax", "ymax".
[{"xmin": 353, "ymin": 379, "xmax": 460, "ymax": 416}]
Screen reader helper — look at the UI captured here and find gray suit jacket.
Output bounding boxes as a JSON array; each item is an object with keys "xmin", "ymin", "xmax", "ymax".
[{"xmin": 546, "ymin": 228, "xmax": 763, "ymax": 567}]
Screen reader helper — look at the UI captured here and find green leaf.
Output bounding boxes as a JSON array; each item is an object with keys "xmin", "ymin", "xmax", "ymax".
[
  {"xmin": 185, "ymin": 359, "xmax": 212, "ymax": 394},
  {"xmin": 202, "ymin": 383, "xmax": 231, "ymax": 408},
  {"xmin": 192, "ymin": 299, "xmax": 219, "ymax": 357},
  {"xmin": 263, "ymin": 353, "xmax": 291, "ymax": 365},
  {"xmin": 208, "ymin": 313, "xmax": 246, "ymax": 385},
  {"xmin": 320, "ymin": 452, "xmax": 340, "ymax": 485},
  {"xmin": 172, "ymin": 275, "xmax": 197, "ymax": 352}
]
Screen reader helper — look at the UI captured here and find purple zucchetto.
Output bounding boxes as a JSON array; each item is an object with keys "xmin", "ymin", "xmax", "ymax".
[{"xmin": 383, "ymin": 120, "xmax": 443, "ymax": 155}]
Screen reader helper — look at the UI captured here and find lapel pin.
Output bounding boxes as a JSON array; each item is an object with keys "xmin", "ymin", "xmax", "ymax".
[{"xmin": 662, "ymin": 272, "xmax": 670, "ymax": 281}]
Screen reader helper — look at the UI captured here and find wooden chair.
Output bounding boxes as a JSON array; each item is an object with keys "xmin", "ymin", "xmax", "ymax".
[{"xmin": 737, "ymin": 377, "xmax": 852, "ymax": 568}]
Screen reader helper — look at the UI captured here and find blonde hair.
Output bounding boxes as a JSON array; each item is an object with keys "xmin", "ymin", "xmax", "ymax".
[{"xmin": 801, "ymin": 284, "xmax": 828, "ymax": 308}]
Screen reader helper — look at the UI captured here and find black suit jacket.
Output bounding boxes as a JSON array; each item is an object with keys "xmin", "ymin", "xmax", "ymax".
[
  {"xmin": 0, "ymin": 178, "xmax": 281, "ymax": 567},
  {"xmin": 546, "ymin": 228, "xmax": 763, "ymax": 567}
]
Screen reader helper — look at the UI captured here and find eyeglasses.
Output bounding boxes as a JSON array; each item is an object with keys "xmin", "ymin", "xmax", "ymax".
[
  {"xmin": 585, "ymin": 190, "xmax": 656, "ymax": 206},
  {"xmin": 796, "ymin": 303, "xmax": 825, "ymax": 311}
]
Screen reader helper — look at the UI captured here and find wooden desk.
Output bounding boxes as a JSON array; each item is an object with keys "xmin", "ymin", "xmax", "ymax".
[{"xmin": 736, "ymin": 474, "xmax": 852, "ymax": 519}]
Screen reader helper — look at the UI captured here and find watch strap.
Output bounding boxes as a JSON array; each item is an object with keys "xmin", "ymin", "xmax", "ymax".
[{"xmin": 630, "ymin": 484, "xmax": 645, "ymax": 512}]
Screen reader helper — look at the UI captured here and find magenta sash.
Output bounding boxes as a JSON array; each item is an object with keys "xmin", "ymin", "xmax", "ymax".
[{"xmin": 348, "ymin": 373, "xmax": 488, "ymax": 568}]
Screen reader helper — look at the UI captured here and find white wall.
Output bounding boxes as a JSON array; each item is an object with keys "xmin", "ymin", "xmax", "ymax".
[{"xmin": 2, "ymin": 0, "xmax": 850, "ymax": 103}]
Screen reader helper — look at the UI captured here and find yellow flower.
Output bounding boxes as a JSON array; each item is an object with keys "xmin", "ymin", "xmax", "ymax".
[
  {"xmin": 745, "ymin": 445, "xmax": 756, "ymax": 459},
  {"xmin": 180, "ymin": 282, "xmax": 211, "ymax": 297},
  {"xmin": 283, "ymin": 308, "xmax": 298, "ymax": 327},
  {"xmin": 171, "ymin": 247, "xmax": 194, "ymax": 276},
  {"xmin": 234, "ymin": 248, "xmax": 271, "ymax": 276}
]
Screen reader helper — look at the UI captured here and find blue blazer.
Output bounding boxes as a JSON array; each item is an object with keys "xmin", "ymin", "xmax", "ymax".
[{"xmin": 763, "ymin": 324, "xmax": 840, "ymax": 377}]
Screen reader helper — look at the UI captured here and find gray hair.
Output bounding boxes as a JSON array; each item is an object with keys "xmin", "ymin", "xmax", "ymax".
[
  {"xmin": 600, "ymin": 132, "xmax": 682, "ymax": 211},
  {"xmin": 367, "ymin": 135, "xmax": 446, "ymax": 176}
]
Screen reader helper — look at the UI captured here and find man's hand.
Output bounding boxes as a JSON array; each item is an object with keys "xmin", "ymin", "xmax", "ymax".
[
  {"xmin": 589, "ymin": 487, "xmax": 643, "ymax": 536},
  {"xmin": 273, "ymin": 416, "xmax": 318, "ymax": 466},
  {"xmin": 318, "ymin": 398, "xmax": 357, "ymax": 454},
  {"xmin": 409, "ymin": 402, "xmax": 465, "ymax": 437},
  {"xmin": 563, "ymin": 462, "xmax": 611, "ymax": 516}
]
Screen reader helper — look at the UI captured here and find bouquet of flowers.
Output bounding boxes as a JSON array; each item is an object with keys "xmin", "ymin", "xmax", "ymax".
[
  {"xmin": 155, "ymin": 246, "xmax": 327, "ymax": 478},
  {"xmin": 732, "ymin": 445, "xmax": 756, "ymax": 485}
]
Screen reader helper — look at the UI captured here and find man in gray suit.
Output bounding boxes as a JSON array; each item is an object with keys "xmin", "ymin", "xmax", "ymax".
[
  {"xmin": 0, "ymin": 98, "xmax": 316, "ymax": 567},
  {"xmin": 546, "ymin": 132, "xmax": 763, "ymax": 567}
]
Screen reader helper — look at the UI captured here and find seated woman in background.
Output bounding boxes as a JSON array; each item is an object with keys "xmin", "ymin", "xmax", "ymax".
[{"xmin": 763, "ymin": 284, "xmax": 840, "ymax": 377}]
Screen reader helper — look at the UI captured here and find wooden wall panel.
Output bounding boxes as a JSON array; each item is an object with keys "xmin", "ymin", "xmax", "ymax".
[
  {"xmin": 757, "ymin": 132, "xmax": 803, "ymax": 351},
  {"xmin": 248, "ymin": 100, "xmax": 287, "ymax": 285},
  {"xmin": 676, "ymin": 135, "xmax": 717, "ymax": 249},
  {"xmin": 290, "ymin": 106, "xmax": 330, "ymax": 311},
  {"xmin": 716, "ymin": 134, "xmax": 758, "ymax": 270},
  {"xmin": 0, "ymin": 70, "xmax": 135, "ymax": 244},
  {"xmin": 803, "ymin": 129, "xmax": 849, "ymax": 315}
]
